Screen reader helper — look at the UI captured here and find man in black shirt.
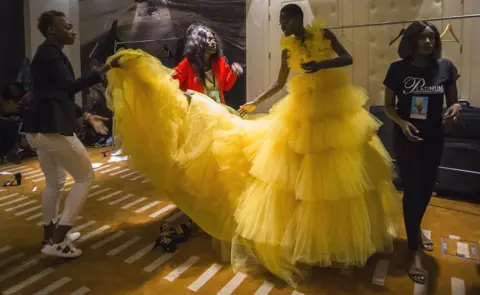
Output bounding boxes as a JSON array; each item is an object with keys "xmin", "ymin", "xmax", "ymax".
[
  {"xmin": 383, "ymin": 21, "xmax": 461, "ymax": 285},
  {"xmin": 23, "ymin": 10, "xmax": 118, "ymax": 258}
]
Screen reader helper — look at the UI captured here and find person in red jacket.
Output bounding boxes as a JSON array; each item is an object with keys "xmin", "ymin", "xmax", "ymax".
[{"xmin": 172, "ymin": 24, "xmax": 243, "ymax": 104}]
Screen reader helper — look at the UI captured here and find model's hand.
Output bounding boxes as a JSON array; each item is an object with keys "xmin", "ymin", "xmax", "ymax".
[
  {"xmin": 301, "ymin": 61, "xmax": 323, "ymax": 73},
  {"xmin": 238, "ymin": 101, "xmax": 259, "ymax": 117},
  {"xmin": 443, "ymin": 103, "xmax": 461, "ymax": 123},
  {"xmin": 231, "ymin": 62, "xmax": 244, "ymax": 76},
  {"xmin": 399, "ymin": 120, "xmax": 423, "ymax": 142},
  {"xmin": 87, "ymin": 114, "xmax": 109, "ymax": 135}
]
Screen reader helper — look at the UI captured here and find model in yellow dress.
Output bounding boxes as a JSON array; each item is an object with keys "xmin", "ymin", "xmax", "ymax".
[{"xmin": 105, "ymin": 4, "xmax": 401, "ymax": 287}]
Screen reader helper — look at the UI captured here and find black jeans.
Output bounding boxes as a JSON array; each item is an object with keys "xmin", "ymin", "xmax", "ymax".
[
  {"xmin": 394, "ymin": 133, "xmax": 443, "ymax": 251},
  {"xmin": 0, "ymin": 119, "xmax": 19, "ymax": 155}
]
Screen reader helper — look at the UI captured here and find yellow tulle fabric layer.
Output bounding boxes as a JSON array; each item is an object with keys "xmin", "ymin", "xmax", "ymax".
[{"xmin": 106, "ymin": 17, "xmax": 401, "ymax": 286}]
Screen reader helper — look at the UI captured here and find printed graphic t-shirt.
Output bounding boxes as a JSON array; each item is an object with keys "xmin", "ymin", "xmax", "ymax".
[{"xmin": 383, "ymin": 58, "xmax": 460, "ymax": 140}]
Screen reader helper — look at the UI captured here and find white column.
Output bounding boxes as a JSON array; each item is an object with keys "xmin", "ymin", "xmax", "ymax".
[{"xmin": 24, "ymin": 0, "xmax": 82, "ymax": 105}]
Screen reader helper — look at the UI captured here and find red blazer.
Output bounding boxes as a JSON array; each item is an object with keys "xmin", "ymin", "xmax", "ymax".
[{"xmin": 172, "ymin": 56, "xmax": 237, "ymax": 104}]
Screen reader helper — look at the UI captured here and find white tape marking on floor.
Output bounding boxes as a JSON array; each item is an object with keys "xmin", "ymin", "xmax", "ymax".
[
  {"xmin": 164, "ymin": 256, "xmax": 200, "ymax": 282},
  {"xmin": 0, "ymin": 245, "xmax": 13, "ymax": 254},
  {"xmin": 10, "ymin": 167, "xmax": 33, "ymax": 174},
  {"xmin": 143, "ymin": 252, "xmax": 176, "ymax": 273},
  {"xmin": 22, "ymin": 170, "xmax": 41, "ymax": 176},
  {"xmin": 78, "ymin": 225, "xmax": 111, "ymax": 243},
  {"xmin": 135, "ymin": 201, "xmax": 162, "ymax": 213},
  {"xmin": 15, "ymin": 204, "xmax": 42, "ymax": 216},
  {"xmin": 5, "ymin": 199, "xmax": 37, "ymax": 212},
  {"xmin": 124, "ymin": 242, "xmax": 155, "ymax": 264},
  {"xmin": 449, "ymin": 235, "xmax": 461, "ymax": 240},
  {"xmin": 24, "ymin": 173, "xmax": 44, "ymax": 180},
  {"xmin": 217, "ymin": 272, "xmax": 248, "ymax": 295},
  {"xmin": 26, "ymin": 212, "xmax": 43, "ymax": 221},
  {"xmin": 110, "ymin": 168, "xmax": 129, "ymax": 176},
  {"xmin": 94, "ymin": 165, "xmax": 110, "ymax": 171},
  {"xmin": 87, "ymin": 188, "xmax": 111, "ymax": 198},
  {"xmin": 70, "ymin": 286, "xmax": 91, "ymax": 295},
  {"xmin": 141, "ymin": 179, "xmax": 150, "ymax": 184},
  {"xmin": 71, "ymin": 220, "xmax": 96, "ymax": 232},
  {"xmin": 130, "ymin": 175, "xmax": 143, "ymax": 181},
  {"xmin": 0, "ymin": 189, "xmax": 5, "ymax": 193},
  {"xmin": 188, "ymin": 263, "xmax": 223, "ymax": 292},
  {"xmin": 64, "ymin": 180, "xmax": 74, "ymax": 187},
  {"xmin": 101, "ymin": 166, "xmax": 121, "ymax": 174},
  {"xmin": 0, "ymin": 252, "xmax": 25, "ymax": 268},
  {"xmin": 121, "ymin": 197, "xmax": 147, "ymax": 209},
  {"xmin": 120, "ymin": 171, "xmax": 138, "ymax": 179},
  {"xmin": 292, "ymin": 292, "xmax": 305, "ymax": 295},
  {"xmin": 32, "ymin": 177, "xmax": 46, "ymax": 183},
  {"xmin": 450, "ymin": 277, "xmax": 465, "ymax": 295},
  {"xmin": 97, "ymin": 190, "xmax": 123, "ymax": 202},
  {"xmin": 33, "ymin": 276, "xmax": 72, "ymax": 295},
  {"xmin": 254, "ymin": 281, "xmax": 275, "ymax": 295},
  {"xmin": 109, "ymin": 194, "xmax": 134, "ymax": 205},
  {"xmin": 0, "ymin": 164, "xmax": 19, "ymax": 170},
  {"xmin": 149, "ymin": 204, "xmax": 176, "ymax": 218},
  {"xmin": 2, "ymin": 267, "xmax": 55, "ymax": 295},
  {"xmin": 0, "ymin": 259, "xmax": 38, "ymax": 283},
  {"xmin": 5, "ymin": 165, "xmax": 26, "ymax": 172},
  {"xmin": 0, "ymin": 196, "xmax": 28, "ymax": 208},
  {"xmin": 91, "ymin": 230, "xmax": 126, "ymax": 249},
  {"xmin": 372, "ymin": 259, "xmax": 389, "ymax": 286},
  {"xmin": 107, "ymin": 236, "xmax": 142, "ymax": 256},
  {"xmin": 0, "ymin": 193, "xmax": 19, "ymax": 201}
]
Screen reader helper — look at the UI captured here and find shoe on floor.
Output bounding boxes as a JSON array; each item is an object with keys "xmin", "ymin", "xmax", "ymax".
[{"xmin": 42, "ymin": 239, "xmax": 82, "ymax": 258}]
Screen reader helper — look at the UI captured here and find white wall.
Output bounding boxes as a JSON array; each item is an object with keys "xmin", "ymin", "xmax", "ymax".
[
  {"xmin": 24, "ymin": 0, "xmax": 81, "ymax": 105},
  {"xmin": 247, "ymin": 0, "xmax": 480, "ymax": 109}
]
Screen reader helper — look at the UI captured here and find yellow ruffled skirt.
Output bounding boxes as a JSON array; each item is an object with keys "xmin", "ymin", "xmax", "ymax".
[{"xmin": 106, "ymin": 49, "xmax": 401, "ymax": 286}]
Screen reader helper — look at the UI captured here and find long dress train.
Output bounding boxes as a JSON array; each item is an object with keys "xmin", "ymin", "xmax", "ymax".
[{"xmin": 105, "ymin": 18, "xmax": 401, "ymax": 286}]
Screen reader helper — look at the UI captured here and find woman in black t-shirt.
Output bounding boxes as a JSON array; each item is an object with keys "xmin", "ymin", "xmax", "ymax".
[{"xmin": 383, "ymin": 21, "xmax": 461, "ymax": 285}]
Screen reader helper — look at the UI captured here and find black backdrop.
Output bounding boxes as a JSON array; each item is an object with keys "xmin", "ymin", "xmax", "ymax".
[{"xmin": 0, "ymin": 0, "xmax": 26, "ymax": 89}]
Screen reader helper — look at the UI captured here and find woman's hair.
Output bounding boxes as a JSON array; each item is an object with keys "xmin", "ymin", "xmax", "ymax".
[
  {"xmin": 183, "ymin": 24, "xmax": 223, "ymax": 84},
  {"xmin": 398, "ymin": 21, "xmax": 442, "ymax": 59},
  {"xmin": 37, "ymin": 10, "xmax": 66, "ymax": 37},
  {"xmin": 280, "ymin": 4, "xmax": 304, "ymax": 22},
  {"xmin": 2, "ymin": 82, "xmax": 25, "ymax": 100}
]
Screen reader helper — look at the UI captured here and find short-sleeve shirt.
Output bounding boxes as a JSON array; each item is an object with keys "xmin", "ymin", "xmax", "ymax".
[{"xmin": 383, "ymin": 58, "xmax": 460, "ymax": 140}]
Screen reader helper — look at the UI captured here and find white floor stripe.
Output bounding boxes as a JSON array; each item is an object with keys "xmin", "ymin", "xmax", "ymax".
[
  {"xmin": 456, "ymin": 242, "xmax": 470, "ymax": 259},
  {"xmin": 10, "ymin": 167, "xmax": 33, "ymax": 174},
  {"xmin": 292, "ymin": 292, "xmax": 305, "ymax": 295},
  {"xmin": 64, "ymin": 180, "xmax": 75, "ymax": 186},
  {"xmin": 0, "ymin": 259, "xmax": 38, "ymax": 282},
  {"xmin": 94, "ymin": 165, "xmax": 111, "ymax": 171},
  {"xmin": 26, "ymin": 212, "xmax": 43, "ymax": 221},
  {"xmin": 130, "ymin": 175, "xmax": 143, "ymax": 181},
  {"xmin": 110, "ymin": 168, "xmax": 129, "ymax": 176},
  {"xmin": 87, "ymin": 188, "xmax": 111, "ymax": 198},
  {"xmin": 91, "ymin": 230, "xmax": 125, "ymax": 249},
  {"xmin": 451, "ymin": 277, "xmax": 465, "ymax": 295},
  {"xmin": 32, "ymin": 177, "xmax": 45, "ymax": 183},
  {"xmin": 134, "ymin": 201, "xmax": 161, "ymax": 213},
  {"xmin": 188, "ymin": 263, "xmax": 223, "ymax": 292},
  {"xmin": 0, "ymin": 252, "xmax": 25, "ymax": 268},
  {"xmin": 449, "ymin": 235, "xmax": 461, "ymax": 240},
  {"xmin": 107, "ymin": 236, "xmax": 142, "ymax": 256},
  {"xmin": 0, "ymin": 245, "xmax": 13, "ymax": 254},
  {"xmin": 141, "ymin": 180, "xmax": 150, "ymax": 184},
  {"xmin": 0, "ymin": 164, "xmax": 19, "ymax": 170},
  {"xmin": 109, "ymin": 194, "xmax": 134, "ymax": 205},
  {"xmin": 66, "ymin": 184, "xmax": 100, "ymax": 192},
  {"xmin": 22, "ymin": 170, "xmax": 41, "ymax": 176},
  {"xmin": 0, "ymin": 189, "xmax": 5, "ymax": 193},
  {"xmin": 165, "ymin": 256, "xmax": 199, "ymax": 282},
  {"xmin": 254, "ymin": 281, "xmax": 275, "ymax": 295},
  {"xmin": 100, "ymin": 167, "xmax": 120, "ymax": 174},
  {"xmin": 97, "ymin": 191, "xmax": 123, "ymax": 202},
  {"xmin": 372, "ymin": 259, "xmax": 389, "ymax": 286},
  {"xmin": 149, "ymin": 204, "xmax": 176, "ymax": 218},
  {"xmin": 120, "ymin": 171, "xmax": 138, "ymax": 179},
  {"xmin": 70, "ymin": 286, "xmax": 90, "ymax": 295},
  {"xmin": 124, "ymin": 242, "xmax": 155, "ymax": 264},
  {"xmin": 5, "ymin": 165, "xmax": 26, "ymax": 172},
  {"xmin": 5, "ymin": 199, "xmax": 37, "ymax": 212},
  {"xmin": 217, "ymin": 272, "xmax": 247, "ymax": 295},
  {"xmin": 422, "ymin": 229, "xmax": 431, "ymax": 240},
  {"xmin": 0, "ymin": 196, "xmax": 28, "ymax": 208},
  {"xmin": 121, "ymin": 197, "xmax": 147, "ymax": 209},
  {"xmin": 71, "ymin": 220, "xmax": 96, "ymax": 232},
  {"xmin": 24, "ymin": 173, "xmax": 44, "ymax": 180},
  {"xmin": 143, "ymin": 253, "xmax": 176, "ymax": 273},
  {"xmin": 35, "ymin": 215, "xmax": 82, "ymax": 227},
  {"xmin": 2, "ymin": 268, "xmax": 54, "ymax": 295},
  {"xmin": 33, "ymin": 276, "xmax": 72, "ymax": 295},
  {"xmin": 166, "ymin": 211, "xmax": 184, "ymax": 223},
  {"xmin": 78, "ymin": 225, "xmax": 111, "ymax": 243},
  {"xmin": 0, "ymin": 193, "xmax": 19, "ymax": 201},
  {"xmin": 15, "ymin": 204, "xmax": 42, "ymax": 216}
]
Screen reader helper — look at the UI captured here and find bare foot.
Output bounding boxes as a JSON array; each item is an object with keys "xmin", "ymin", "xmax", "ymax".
[{"xmin": 408, "ymin": 250, "xmax": 428, "ymax": 284}]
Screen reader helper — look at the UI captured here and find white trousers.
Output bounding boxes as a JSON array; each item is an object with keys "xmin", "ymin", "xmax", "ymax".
[{"xmin": 26, "ymin": 133, "xmax": 94, "ymax": 226}]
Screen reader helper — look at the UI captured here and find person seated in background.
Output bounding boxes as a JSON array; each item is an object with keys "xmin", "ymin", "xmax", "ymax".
[
  {"xmin": 172, "ymin": 24, "xmax": 243, "ymax": 105},
  {"xmin": 0, "ymin": 82, "xmax": 33, "ymax": 163}
]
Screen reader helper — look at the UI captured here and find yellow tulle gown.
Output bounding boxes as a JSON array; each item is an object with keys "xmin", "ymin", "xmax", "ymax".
[{"xmin": 105, "ymin": 18, "xmax": 401, "ymax": 286}]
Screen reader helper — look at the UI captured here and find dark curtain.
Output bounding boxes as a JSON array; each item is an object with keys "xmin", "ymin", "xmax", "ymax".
[{"xmin": 0, "ymin": 0, "xmax": 26, "ymax": 88}]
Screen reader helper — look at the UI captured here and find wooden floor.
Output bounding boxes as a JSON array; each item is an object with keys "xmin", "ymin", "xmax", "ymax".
[{"xmin": 0, "ymin": 148, "xmax": 478, "ymax": 295}]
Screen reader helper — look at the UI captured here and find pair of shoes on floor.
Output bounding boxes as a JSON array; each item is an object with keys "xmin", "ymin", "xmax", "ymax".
[
  {"xmin": 41, "ymin": 232, "xmax": 82, "ymax": 258},
  {"xmin": 155, "ymin": 220, "xmax": 195, "ymax": 252}
]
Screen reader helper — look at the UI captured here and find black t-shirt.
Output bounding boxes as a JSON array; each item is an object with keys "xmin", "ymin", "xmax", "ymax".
[{"xmin": 383, "ymin": 58, "xmax": 460, "ymax": 140}]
